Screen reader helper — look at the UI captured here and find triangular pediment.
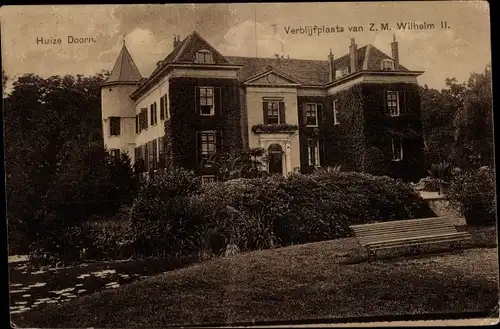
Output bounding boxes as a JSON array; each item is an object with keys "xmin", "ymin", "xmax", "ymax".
[
  {"xmin": 244, "ymin": 68, "xmax": 302, "ymax": 85},
  {"xmin": 173, "ymin": 31, "xmax": 230, "ymax": 64}
]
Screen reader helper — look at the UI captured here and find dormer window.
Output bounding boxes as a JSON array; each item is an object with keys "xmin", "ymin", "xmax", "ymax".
[
  {"xmin": 381, "ymin": 59, "xmax": 395, "ymax": 71},
  {"xmin": 195, "ymin": 49, "xmax": 213, "ymax": 64},
  {"xmin": 337, "ymin": 67, "xmax": 349, "ymax": 77}
]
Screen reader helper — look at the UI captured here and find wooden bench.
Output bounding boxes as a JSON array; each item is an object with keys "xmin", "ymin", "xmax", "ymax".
[{"xmin": 350, "ymin": 216, "xmax": 472, "ymax": 260}]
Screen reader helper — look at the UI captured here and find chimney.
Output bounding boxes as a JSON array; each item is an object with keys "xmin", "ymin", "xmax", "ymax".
[
  {"xmin": 349, "ymin": 38, "xmax": 358, "ymax": 73},
  {"xmin": 391, "ymin": 34, "xmax": 399, "ymax": 70},
  {"xmin": 328, "ymin": 49, "xmax": 335, "ymax": 82},
  {"xmin": 173, "ymin": 35, "xmax": 180, "ymax": 48}
]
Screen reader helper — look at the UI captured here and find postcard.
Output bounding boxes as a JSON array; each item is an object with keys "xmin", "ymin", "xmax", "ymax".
[{"xmin": 2, "ymin": 2, "xmax": 497, "ymax": 327}]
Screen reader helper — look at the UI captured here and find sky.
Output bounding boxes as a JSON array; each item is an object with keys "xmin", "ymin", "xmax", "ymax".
[{"xmin": 0, "ymin": 2, "xmax": 491, "ymax": 91}]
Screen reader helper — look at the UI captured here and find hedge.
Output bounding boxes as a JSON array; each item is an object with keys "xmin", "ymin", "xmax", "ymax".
[
  {"xmin": 447, "ymin": 166, "xmax": 496, "ymax": 226},
  {"xmin": 44, "ymin": 168, "xmax": 435, "ymax": 263},
  {"xmin": 179, "ymin": 170, "xmax": 434, "ymax": 256}
]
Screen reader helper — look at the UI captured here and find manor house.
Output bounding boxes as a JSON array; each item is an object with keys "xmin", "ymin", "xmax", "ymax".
[{"xmin": 101, "ymin": 31, "xmax": 425, "ymax": 182}]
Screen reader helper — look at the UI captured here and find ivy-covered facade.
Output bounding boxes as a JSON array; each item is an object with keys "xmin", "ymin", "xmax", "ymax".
[{"xmin": 101, "ymin": 31, "xmax": 425, "ymax": 182}]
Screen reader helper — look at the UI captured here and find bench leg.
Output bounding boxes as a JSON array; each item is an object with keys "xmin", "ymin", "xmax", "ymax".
[
  {"xmin": 409, "ymin": 245, "xmax": 421, "ymax": 255},
  {"xmin": 367, "ymin": 249, "xmax": 377, "ymax": 262}
]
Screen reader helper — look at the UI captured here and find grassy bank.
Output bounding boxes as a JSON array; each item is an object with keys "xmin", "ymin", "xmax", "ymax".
[{"xmin": 12, "ymin": 225, "xmax": 498, "ymax": 327}]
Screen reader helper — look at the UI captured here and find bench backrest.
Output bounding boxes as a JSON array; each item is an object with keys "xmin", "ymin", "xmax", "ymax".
[{"xmin": 350, "ymin": 217, "xmax": 459, "ymax": 245}]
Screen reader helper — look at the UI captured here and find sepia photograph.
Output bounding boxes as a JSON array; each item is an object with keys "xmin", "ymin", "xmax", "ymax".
[{"xmin": 2, "ymin": 1, "xmax": 498, "ymax": 327}]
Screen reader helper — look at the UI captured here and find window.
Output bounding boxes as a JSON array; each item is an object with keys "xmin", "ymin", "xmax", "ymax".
[
  {"xmin": 308, "ymin": 139, "xmax": 320, "ymax": 167},
  {"xmin": 267, "ymin": 101, "xmax": 280, "ymax": 124},
  {"xmin": 139, "ymin": 108, "xmax": 148, "ymax": 131},
  {"xmin": 340, "ymin": 67, "xmax": 349, "ymax": 76},
  {"xmin": 392, "ymin": 137, "xmax": 403, "ymax": 161},
  {"xmin": 160, "ymin": 94, "xmax": 168, "ymax": 120},
  {"xmin": 199, "ymin": 131, "xmax": 216, "ymax": 162},
  {"xmin": 195, "ymin": 50, "xmax": 213, "ymax": 64},
  {"xmin": 135, "ymin": 115, "xmax": 139, "ymax": 134},
  {"xmin": 381, "ymin": 59, "xmax": 395, "ymax": 71},
  {"xmin": 150, "ymin": 102, "xmax": 157, "ymax": 126},
  {"xmin": 109, "ymin": 117, "xmax": 121, "ymax": 136},
  {"xmin": 306, "ymin": 104, "xmax": 318, "ymax": 126},
  {"xmin": 110, "ymin": 149, "xmax": 121, "ymax": 161},
  {"xmin": 201, "ymin": 175, "xmax": 216, "ymax": 184},
  {"xmin": 333, "ymin": 100, "xmax": 340, "ymax": 125},
  {"xmin": 199, "ymin": 87, "xmax": 214, "ymax": 116},
  {"xmin": 387, "ymin": 91, "xmax": 400, "ymax": 117}
]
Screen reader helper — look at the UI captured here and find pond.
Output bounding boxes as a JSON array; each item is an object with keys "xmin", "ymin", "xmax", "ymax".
[{"xmin": 9, "ymin": 254, "xmax": 198, "ymax": 315}]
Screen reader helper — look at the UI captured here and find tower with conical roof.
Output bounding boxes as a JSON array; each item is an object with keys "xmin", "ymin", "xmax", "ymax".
[{"xmin": 101, "ymin": 38, "xmax": 142, "ymax": 164}]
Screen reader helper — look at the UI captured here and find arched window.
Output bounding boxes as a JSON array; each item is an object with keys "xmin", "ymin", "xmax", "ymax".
[{"xmin": 195, "ymin": 49, "xmax": 213, "ymax": 64}]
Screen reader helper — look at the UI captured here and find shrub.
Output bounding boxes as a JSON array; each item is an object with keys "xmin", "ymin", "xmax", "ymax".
[
  {"xmin": 187, "ymin": 176, "xmax": 288, "ymax": 255},
  {"xmin": 447, "ymin": 166, "xmax": 496, "ymax": 226},
  {"xmin": 128, "ymin": 167, "xmax": 201, "ymax": 258},
  {"xmin": 185, "ymin": 171, "xmax": 434, "ymax": 251},
  {"xmin": 97, "ymin": 169, "xmax": 435, "ymax": 260},
  {"xmin": 80, "ymin": 211, "xmax": 136, "ymax": 260},
  {"xmin": 28, "ymin": 145, "xmax": 138, "ymax": 264},
  {"xmin": 276, "ymin": 171, "xmax": 433, "ymax": 244}
]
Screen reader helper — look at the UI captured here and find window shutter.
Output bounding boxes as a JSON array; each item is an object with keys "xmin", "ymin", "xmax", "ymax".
[
  {"xmin": 195, "ymin": 87, "xmax": 200, "ymax": 115},
  {"xmin": 320, "ymin": 140, "xmax": 326, "ymax": 166},
  {"xmin": 160, "ymin": 96, "xmax": 165, "ymax": 120},
  {"xmin": 134, "ymin": 148, "xmax": 138, "ymax": 172},
  {"xmin": 158, "ymin": 137, "xmax": 165, "ymax": 169},
  {"xmin": 300, "ymin": 138, "xmax": 308, "ymax": 169},
  {"xmin": 216, "ymin": 130, "xmax": 223, "ymax": 154},
  {"xmin": 145, "ymin": 143, "xmax": 149, "ymax": 172},
  {"xmin": 317, "ymin": 104, "xmax": 323, "ymax": 125},
  {"xmin": 279, "ymin": 101, "xmax": 286, "ymax": 124},
  {"xmin": 149, "ymin": 141, "xmax": 154, "ymax": 171},
  {"xmin": 401, "ymin": 91, "xmax": 406, "ymax": 114},
  {"xmin": 382, "ymin": 91, "xmax": 388, "ymax": 114},
  {"xmin": 301, "ymin": 103, "xmax": 307, "ymax": 126},
  {"xmin": 196, "ymin": 131, "xmax": 201, "ymax": 165},
  {"xmin": 116, "ymin": 118, "xmax": 121, "ymax": 135},
  {"xmin": 144, "ymin": 109, "xmax": 148, "ymax": 129},
  {"xmin": 214, "ymin": 87, "xmax": 222, "ymax": 116},
  {"xmin": 154, "ymin": 102, "xmax": 157, "ymax": 125},
  {"xmin": 263, "ymin": 102, "xmax": 269, "ymax": 124},
  {"xmin": 153, "ymin": 139, "xmax": 158, "ymax": 170}
]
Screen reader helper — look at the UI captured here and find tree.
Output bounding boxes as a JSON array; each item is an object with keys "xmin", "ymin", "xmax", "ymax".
[
  {"xmin": 451, "ymin": 64, "xmax": 493, "ymax": 168},
  {"xmin": 3, "ymin": 71, "xmax": 132, "ymax": 256},
  {"xmin": 419, "ymin": 64, "xmax": 493, "ymax": 170},
  {"xmin": 419, "ymin": 85, "xmax": 457, "ymax": 165}
]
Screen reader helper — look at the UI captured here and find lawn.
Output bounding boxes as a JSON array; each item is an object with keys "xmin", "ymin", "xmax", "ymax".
[{"xmin": 11, "ymin": 225, "xmax": 498, "ymax": 327}]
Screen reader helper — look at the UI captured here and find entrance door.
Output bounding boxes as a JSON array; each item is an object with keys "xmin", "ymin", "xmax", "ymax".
[{"xmin": 268, "ymin": 144, "xmax": 283, "ymax": 175}]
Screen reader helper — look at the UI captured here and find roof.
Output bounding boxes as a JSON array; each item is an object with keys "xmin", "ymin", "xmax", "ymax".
[
  {"xmin": 225, "ymin": 56, "xmax": 329, "ymax": 85},
  {"xmin": 104, "ymin": 44, "xmax": 142, "ymax": 84},
  {"xmin": 226, "ymin": 45, "xmax": 409, "ymax": 85},
  {"xmin": 132, "ymin": 31, "xmax": 415, "ymax": 96}
]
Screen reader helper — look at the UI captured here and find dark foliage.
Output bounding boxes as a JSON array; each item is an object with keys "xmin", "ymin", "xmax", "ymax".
[
  {"xmin": 447, "ymin": 167, "xmax": 496, "ymax": 226},
  {"xmin": 4, "ymin": 73, "xmax": 137, "ymax": 259}
]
